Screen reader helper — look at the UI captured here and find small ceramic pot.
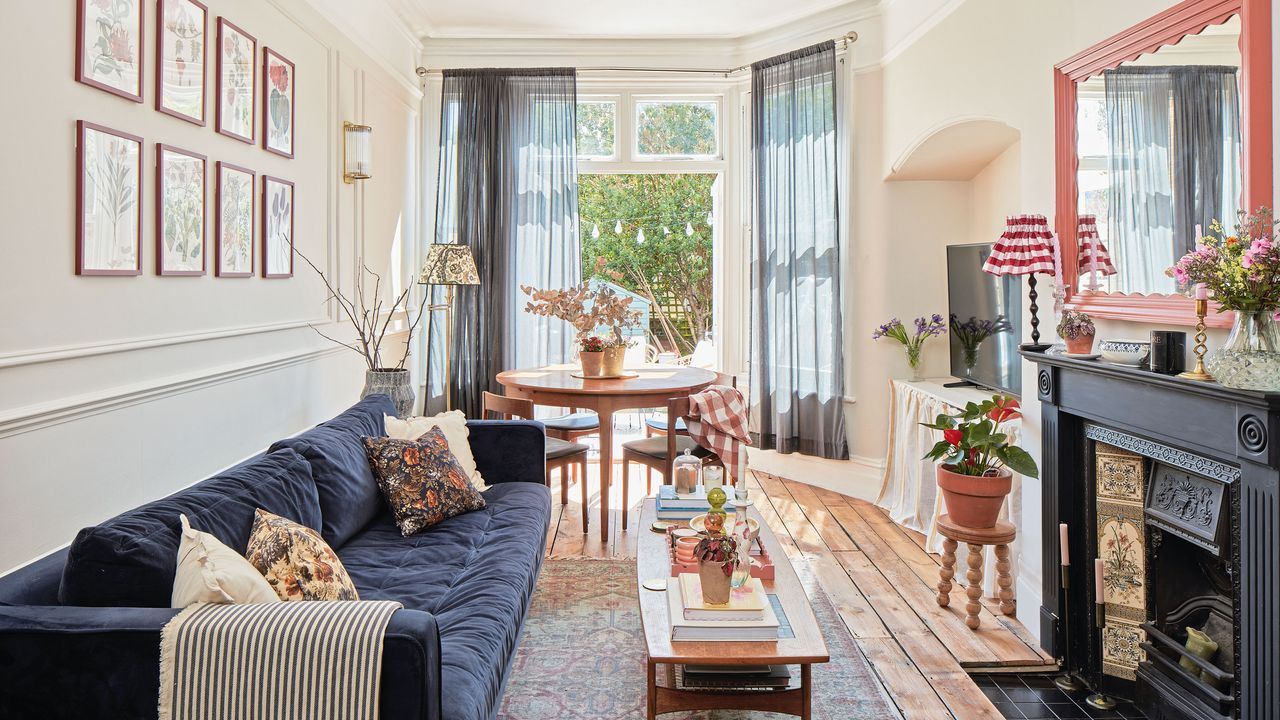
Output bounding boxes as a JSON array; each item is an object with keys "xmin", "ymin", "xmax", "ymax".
[
  {"xmin": 698, "ymin": 561, "xmax": 732, "ymax": 605},
  {"xmin": 936, "ymin": 465, "xmax": 1013, "ymax": 528},
  {"xmin": 602, "ymin": 346, "xmax": 626, "ymax": 376},
  {"xmin": 1065, "ymin": 332, "xmax": 1095, "ymax": 355},
  {"xmin": 675, "ymin": 536, "xmax": 701, "ymax": 562},
  {"xmin": 580, "ymin": 350, "xmax": 604, "ymax": 377}
]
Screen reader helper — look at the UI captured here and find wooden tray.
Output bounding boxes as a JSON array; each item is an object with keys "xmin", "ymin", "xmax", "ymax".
[{"xmin": 571, "ymin": 370, "xmax": 639, "ymax": 380}]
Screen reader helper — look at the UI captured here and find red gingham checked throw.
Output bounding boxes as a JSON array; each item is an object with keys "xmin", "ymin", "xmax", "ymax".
[{"xmin": 687, "ymin": 385, "xmax": 751, "ymax": 485}]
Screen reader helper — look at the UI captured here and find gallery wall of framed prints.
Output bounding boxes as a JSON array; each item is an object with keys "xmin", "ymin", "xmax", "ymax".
[{"xmin": 73, "ymin": 0, "xmax": 295, "ymax": 280}]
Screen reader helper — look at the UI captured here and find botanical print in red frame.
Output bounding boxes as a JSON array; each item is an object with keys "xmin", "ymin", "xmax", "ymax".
[
  {"xmin": 215, "ymin": 17, "xmax": 256, "ymax": 144},
  {"xmin": 156, "ymin": 144, "xmax": 206, "ymax": 276},
  {"xmin": 156, "ymin": 0, "xmax": 208, "ymax": 125},
  {"xmin": 215, "ymin": 162, "xmax": 255, "ymax": 277},
  {"xmin": 261, "ymin": 176, "xmax": 294, "ymax": 278},
  {"xmin": 77, "ymin": 121, "xmax": 144, "ymax": 276},
  {"xmin": 263, "ymin": 48, "xmax": 294, "ymax": 158},
  {"xmin": 76, "ymin": 0, "xmax": 144, "ymax": 102}
]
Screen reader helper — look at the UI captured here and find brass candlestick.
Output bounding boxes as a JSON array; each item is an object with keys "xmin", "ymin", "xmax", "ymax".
[
  {"xmin": 1085, "ymin": 602, "xmax": 1119, "ymax": 710},
  {"xmin": 1179, "ymin": 298, "xmax": 1214, "ymax": 381}
]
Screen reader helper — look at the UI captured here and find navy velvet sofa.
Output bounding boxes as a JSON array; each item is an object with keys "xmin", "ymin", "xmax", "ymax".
[{"xmin": 0, "ymin": 395, "xmax": 551, "ymax": 720}]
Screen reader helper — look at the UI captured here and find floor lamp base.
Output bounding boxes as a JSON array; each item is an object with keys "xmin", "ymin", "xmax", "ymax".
[
  {"xmin": 1085, "ymin": 693, "xmax": 1118, "ymax": 710},
  {"xmin": 1053, "ymin": 674, "xmax": 1083, "ymax": 691}
]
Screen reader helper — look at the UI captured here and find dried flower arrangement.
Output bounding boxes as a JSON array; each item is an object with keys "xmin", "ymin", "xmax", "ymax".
[{"xmin": 521, "ymin": 257, "xmax": 643, "ymax": 344}]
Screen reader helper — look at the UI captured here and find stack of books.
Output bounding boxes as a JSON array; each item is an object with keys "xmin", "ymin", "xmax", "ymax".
[
  {"xmin": 681, "ymin": 665, "xmax": 792, "ymax": 689},
  {"xmin": 666, "ymin": 574, "xmax": 779, "ymax": 641},
  {"xmin": 655, "ymin": 485, "xmax": 713, "ymax": 521}
]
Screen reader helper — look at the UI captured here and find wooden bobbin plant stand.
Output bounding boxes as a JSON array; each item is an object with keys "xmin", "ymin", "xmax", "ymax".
[{"xmin": 934, "ymin": 514, "xmax": 1016, "ymax": 630}]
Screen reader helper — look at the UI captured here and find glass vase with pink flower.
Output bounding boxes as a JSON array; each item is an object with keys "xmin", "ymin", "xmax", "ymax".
[{"xmin": 1168, "ymin": 207, "xmax": 1280, "ymax": 390}]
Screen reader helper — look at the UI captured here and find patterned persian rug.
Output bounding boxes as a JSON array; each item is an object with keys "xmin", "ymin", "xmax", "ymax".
[{"xmin": 498, "ymin": 559, "xmax": 898, "ymax": 720}]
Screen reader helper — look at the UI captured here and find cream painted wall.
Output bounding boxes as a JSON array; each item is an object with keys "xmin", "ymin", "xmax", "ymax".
[{"xmin": 0, "ymin": 0, "xmax": 421, "ymax": 573}]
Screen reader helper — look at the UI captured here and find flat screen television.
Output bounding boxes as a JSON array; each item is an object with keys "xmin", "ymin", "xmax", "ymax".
[{"xmin": 946, "ymin": 243, "xmax": 1022, "ymax": 396}]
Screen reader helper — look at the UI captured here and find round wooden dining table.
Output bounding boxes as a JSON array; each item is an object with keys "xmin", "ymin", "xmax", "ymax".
[{"xmin": 495, "ymin": 364, "xmax": 717, "ymax": 539}]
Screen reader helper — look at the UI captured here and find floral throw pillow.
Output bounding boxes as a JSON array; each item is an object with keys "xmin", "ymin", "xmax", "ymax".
[
  {"xmin": 245, "ymin": 508, "xmax": 359, "ymax": 601},
  {"xmin": 363, "ymin": 427, "xmax": 487, "ymax": 536}
]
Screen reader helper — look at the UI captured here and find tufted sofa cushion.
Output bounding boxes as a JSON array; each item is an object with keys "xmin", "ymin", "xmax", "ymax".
[
  {"xmin": 339, "ymin": 481, "xmax": 551, "ymax": 720},
  {"xmin": 58, "ymin": 449, "xmax": 320, "ymax": 608},
  {"xmin": 269, "ymin": 394, "xmax": 395, "ymax": 548}
]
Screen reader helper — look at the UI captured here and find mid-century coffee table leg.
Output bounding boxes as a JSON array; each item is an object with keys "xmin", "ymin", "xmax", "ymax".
[
  {"xmin": 801, "ymin": 663, "xmax": 812, "ymax": 720},
  {"xmin": 937, "ymin": 538, "xmax": 957, "ymax": 607},
  {"xmin": 646, "ymin": 660, "xmax": 656, "ymax": 720},
  {"xmin": 598, "ymin": 400, "xmax": 614, "ymax": 541}
]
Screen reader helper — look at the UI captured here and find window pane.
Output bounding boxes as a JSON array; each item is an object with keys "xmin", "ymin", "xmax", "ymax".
[
  {"xmin": 636, "ymin": 101, "xmax": 718, "ymax": 157},
  {"xmin": 577, "ymin": 101, "xmax": 616, "ymax": 158}
]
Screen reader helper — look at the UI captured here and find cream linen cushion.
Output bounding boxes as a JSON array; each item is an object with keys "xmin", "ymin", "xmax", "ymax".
[
  {"xmin": 384, "ymin": 411, "xmax": 487, "ymax": 490},
  {"xmin": 171, "ymin": 514, "xmax": 280, "ymax": 607}
]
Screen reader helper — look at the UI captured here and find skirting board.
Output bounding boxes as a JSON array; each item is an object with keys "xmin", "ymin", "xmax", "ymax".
[{"xmin": 747, "ymin": 447, "xmax": 885, "ymax": 502}]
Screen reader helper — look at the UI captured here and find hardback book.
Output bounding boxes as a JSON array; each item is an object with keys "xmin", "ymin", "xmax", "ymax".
[
  {"xmin": 657, "ymin": 485, "xmax": 711, "ymax": 509},
  {"xmin": 679, "ymin": 574, "xmax": 766, "ymax": 621},
  {"xmin": 681, "ymin": 664, "xmax": 792, "ymax": 689},
  {"xmin": 666, "ymin": 584, "xmax": 780, "ymax": 641},
  {"xmin": 655, "ymin": 506, "xmax": 708, "ymax": 521}
]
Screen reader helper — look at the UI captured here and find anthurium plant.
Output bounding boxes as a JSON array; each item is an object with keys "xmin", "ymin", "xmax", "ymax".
[{"xmin": 921, "ymin": 396, "xmax": 1039, "ymax": 478}]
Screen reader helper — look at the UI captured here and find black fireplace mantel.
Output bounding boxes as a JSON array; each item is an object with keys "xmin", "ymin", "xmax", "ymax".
[{"xmin": 1023, "ymin": 349, "xmax": 1280, "ymax": 719}]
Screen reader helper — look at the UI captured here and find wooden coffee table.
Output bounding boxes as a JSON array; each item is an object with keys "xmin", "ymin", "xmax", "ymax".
[{"xmin": 636, "ymin": 498, "xmax": 829, "ymax": 719}]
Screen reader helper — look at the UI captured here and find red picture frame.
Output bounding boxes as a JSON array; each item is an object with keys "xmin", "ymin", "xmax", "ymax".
[
  {"xmin": 76, "ymin": 121, "xmax": 144, "ymax": 276},
  {"xmin": 156, "ymin": 143, "xmax": 207, "ymax": 276},
  {"xmin": 262, "ymin": 47, "xmax": 295, "ymax": 158},
  {"xmin": 215, "ymin": 17, "xmax": 257, "ymax": 144},
  {"xmin": 215, "ymin": 161, "xmax": 256, "ymax": 278},
  {"xmin": 155, "ymin": 0, "xmax": 209, "ymax": 126},
  {"xmin": 75, "ymin": 0, "xmax": 144, "ymax": 103},
  {"xmin": 261, "ymin": 175, "xmax": 294, "ymax": 279},
  {"xmin": 1054, "ymin": 0, "xmax": 1272, "ymax": 328}
]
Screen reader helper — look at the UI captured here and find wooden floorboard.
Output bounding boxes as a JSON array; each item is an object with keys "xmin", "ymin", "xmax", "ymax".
[{"xmin": 541, "ymin": 461, "xmax": 1053, "ymax": 718}]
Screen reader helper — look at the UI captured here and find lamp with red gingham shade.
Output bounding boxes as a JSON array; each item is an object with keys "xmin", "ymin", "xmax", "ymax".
[
  {"xmin": 983, "ymin": 214, "xmax": 1058, "ymax": 351},
  {"xmin": 1076, "ymin": 214, "xmax": 1116, "ymax": 292}
]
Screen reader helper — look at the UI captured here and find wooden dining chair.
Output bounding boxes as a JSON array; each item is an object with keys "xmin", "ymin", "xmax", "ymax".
[
  {"xmin": 620, "ymin": 396, "xmax": 716, "ymax": 531},
  {"xmin": 482, "ymin": 392, "xmax": 591, "ymax": 533},
  {"xmin": 644, "ymin": 371, "xmax": 738, "ymax": 439}
]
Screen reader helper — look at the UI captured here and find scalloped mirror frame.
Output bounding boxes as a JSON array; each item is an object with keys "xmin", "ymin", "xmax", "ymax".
[{"xmin": 1054, "ymin": 0, "xmax": 1272, "ymax": 328}]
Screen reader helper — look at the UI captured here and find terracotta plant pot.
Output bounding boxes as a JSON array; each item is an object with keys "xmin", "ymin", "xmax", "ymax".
[
  {"xmin": 1065, "ymin": 333, "xmax": 1096, "ymax": 355},
  {"xmin": 936, "ymin": 465, "xmax": 1013, "ymax": 528},
  {"xmin": 580, "ymin": 350, "xmax": 604, "ymax": 377},
  {"xmin": 698, "ymin": 561, "xmax": 732, "ymax": 605},
  {"xmin": 602, "ymin": 346, "xmax": 626, "ymax": 376}
]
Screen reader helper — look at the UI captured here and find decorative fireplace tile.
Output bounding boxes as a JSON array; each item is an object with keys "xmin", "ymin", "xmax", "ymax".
[
  {"xmin": 1098, "ymin": 503, "xmax": 1146, "ymax": 615},
  {"xmin": 1097, "ymin": 442, "xmax": 1145, "ymax": 503},
  {"xmin": 1096, "ymin": 442, "xmax": 1148, "ymax": 680},
  {"xmin": 1102, "ymin": 617, "xmax": 1146, "ymax": 681}
]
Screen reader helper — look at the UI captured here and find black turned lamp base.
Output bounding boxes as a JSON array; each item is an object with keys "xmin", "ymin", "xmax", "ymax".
[{"xmin": 1020, "ymin": 343, "xmax": 1053, "ymax": 352}]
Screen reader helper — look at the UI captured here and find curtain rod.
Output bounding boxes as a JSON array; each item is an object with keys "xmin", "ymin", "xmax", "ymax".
[{"xmin": 415, "ymin": 31, "xmax": 857, "ymax": 78}]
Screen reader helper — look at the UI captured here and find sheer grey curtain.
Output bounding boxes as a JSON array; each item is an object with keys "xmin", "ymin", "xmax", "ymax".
[
  {"xmin": 427, "ymin": 68, "xmax": 581, "ymax": 417},
  {"xmin": 1104, "ymin": 66, "xmax": 1240, "ymax": 294},
  {"xmin": 750, "ymin": 41, "xmax": 847, "ymax": 460}
]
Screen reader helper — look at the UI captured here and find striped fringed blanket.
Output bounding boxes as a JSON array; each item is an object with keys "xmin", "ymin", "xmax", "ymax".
[{"xmin": 158, "ymin": 600, "xmax": 402, "ymax": 720}]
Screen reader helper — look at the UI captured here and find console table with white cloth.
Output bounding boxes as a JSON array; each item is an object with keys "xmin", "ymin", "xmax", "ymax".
[{"xmin": 875, "ymin": 378, "xmax": 1022, "ymax": 597}]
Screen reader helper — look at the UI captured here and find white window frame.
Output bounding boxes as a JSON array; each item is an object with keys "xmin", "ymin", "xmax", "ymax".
[
  {"xmin": 631, "ymin": 95, "xmax": 723, "ymax": 162},
  {"xmin": 576, "ymin": 95, "xmax": 621, "ymax": 162},
  {"xmin": 574, "ymin": 81, "xmax": 745, "ymax": 375}
]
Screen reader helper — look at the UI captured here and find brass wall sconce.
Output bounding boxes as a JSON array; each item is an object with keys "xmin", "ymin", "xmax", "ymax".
[{"xmin": 343, "ymin": 121, "xmax": 372, "ymax": 183}]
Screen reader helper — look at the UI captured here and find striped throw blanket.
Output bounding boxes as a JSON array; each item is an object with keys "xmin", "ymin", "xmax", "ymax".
[{"xmin": 159, "ymin": 600, "xmax": 402, "ymax": 720}]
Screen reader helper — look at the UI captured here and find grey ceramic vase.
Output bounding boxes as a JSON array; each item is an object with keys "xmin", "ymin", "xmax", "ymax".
[{"xmin": 362, "ymin": 368, "xmax": 416, "ymax": 418}]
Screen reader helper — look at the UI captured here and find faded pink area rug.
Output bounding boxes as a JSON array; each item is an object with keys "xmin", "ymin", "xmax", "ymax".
[{"xmin": 498, "ymin": 559, "xmax": 898, "ymax": 719}]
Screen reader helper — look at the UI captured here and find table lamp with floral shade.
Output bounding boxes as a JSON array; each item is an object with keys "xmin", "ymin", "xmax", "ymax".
[
  {"xmin": 982, "ymin": 214, "xmax": 1058, "ymax": 352},
  {"xmin": 418, "ymin": 243, "xmax": 480, "ymax": 410}
]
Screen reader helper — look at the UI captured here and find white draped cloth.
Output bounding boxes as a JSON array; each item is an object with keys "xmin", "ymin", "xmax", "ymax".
[{"xmin": 876, "ymin": 379, "xmax": 1021, "ymax": 597}]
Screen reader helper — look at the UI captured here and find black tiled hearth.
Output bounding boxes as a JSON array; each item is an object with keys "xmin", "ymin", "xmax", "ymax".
[{"xmin": 973, "ymin": 674, "xmax": 1147, "ymax": 720}]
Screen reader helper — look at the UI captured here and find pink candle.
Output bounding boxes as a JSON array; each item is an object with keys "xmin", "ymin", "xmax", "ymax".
[
  {"xmin": 1195, "ymin": 223, "xmax": 1203, "ymax": 240},
  {"xmin": 1059, "ymin": 523, "xmax": 1070, "ymax": 566},
  {"xmin": 1195, "ymin": 283, "xmax": 1209, "ymax": 301},
  {"xmin": 1094, "ymin": 558, "xmax": 1105, "ymax": 604}
]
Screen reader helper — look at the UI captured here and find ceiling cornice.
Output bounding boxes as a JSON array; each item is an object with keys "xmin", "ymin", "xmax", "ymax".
[{"xmin": 420, "ymin": 0, "xmax": 883, "ymax": 70}]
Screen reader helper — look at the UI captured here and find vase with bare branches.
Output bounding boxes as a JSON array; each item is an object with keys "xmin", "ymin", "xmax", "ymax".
[{"xmin": 297, "ymin": 251, "xmax": 427, "ymax": 416}]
